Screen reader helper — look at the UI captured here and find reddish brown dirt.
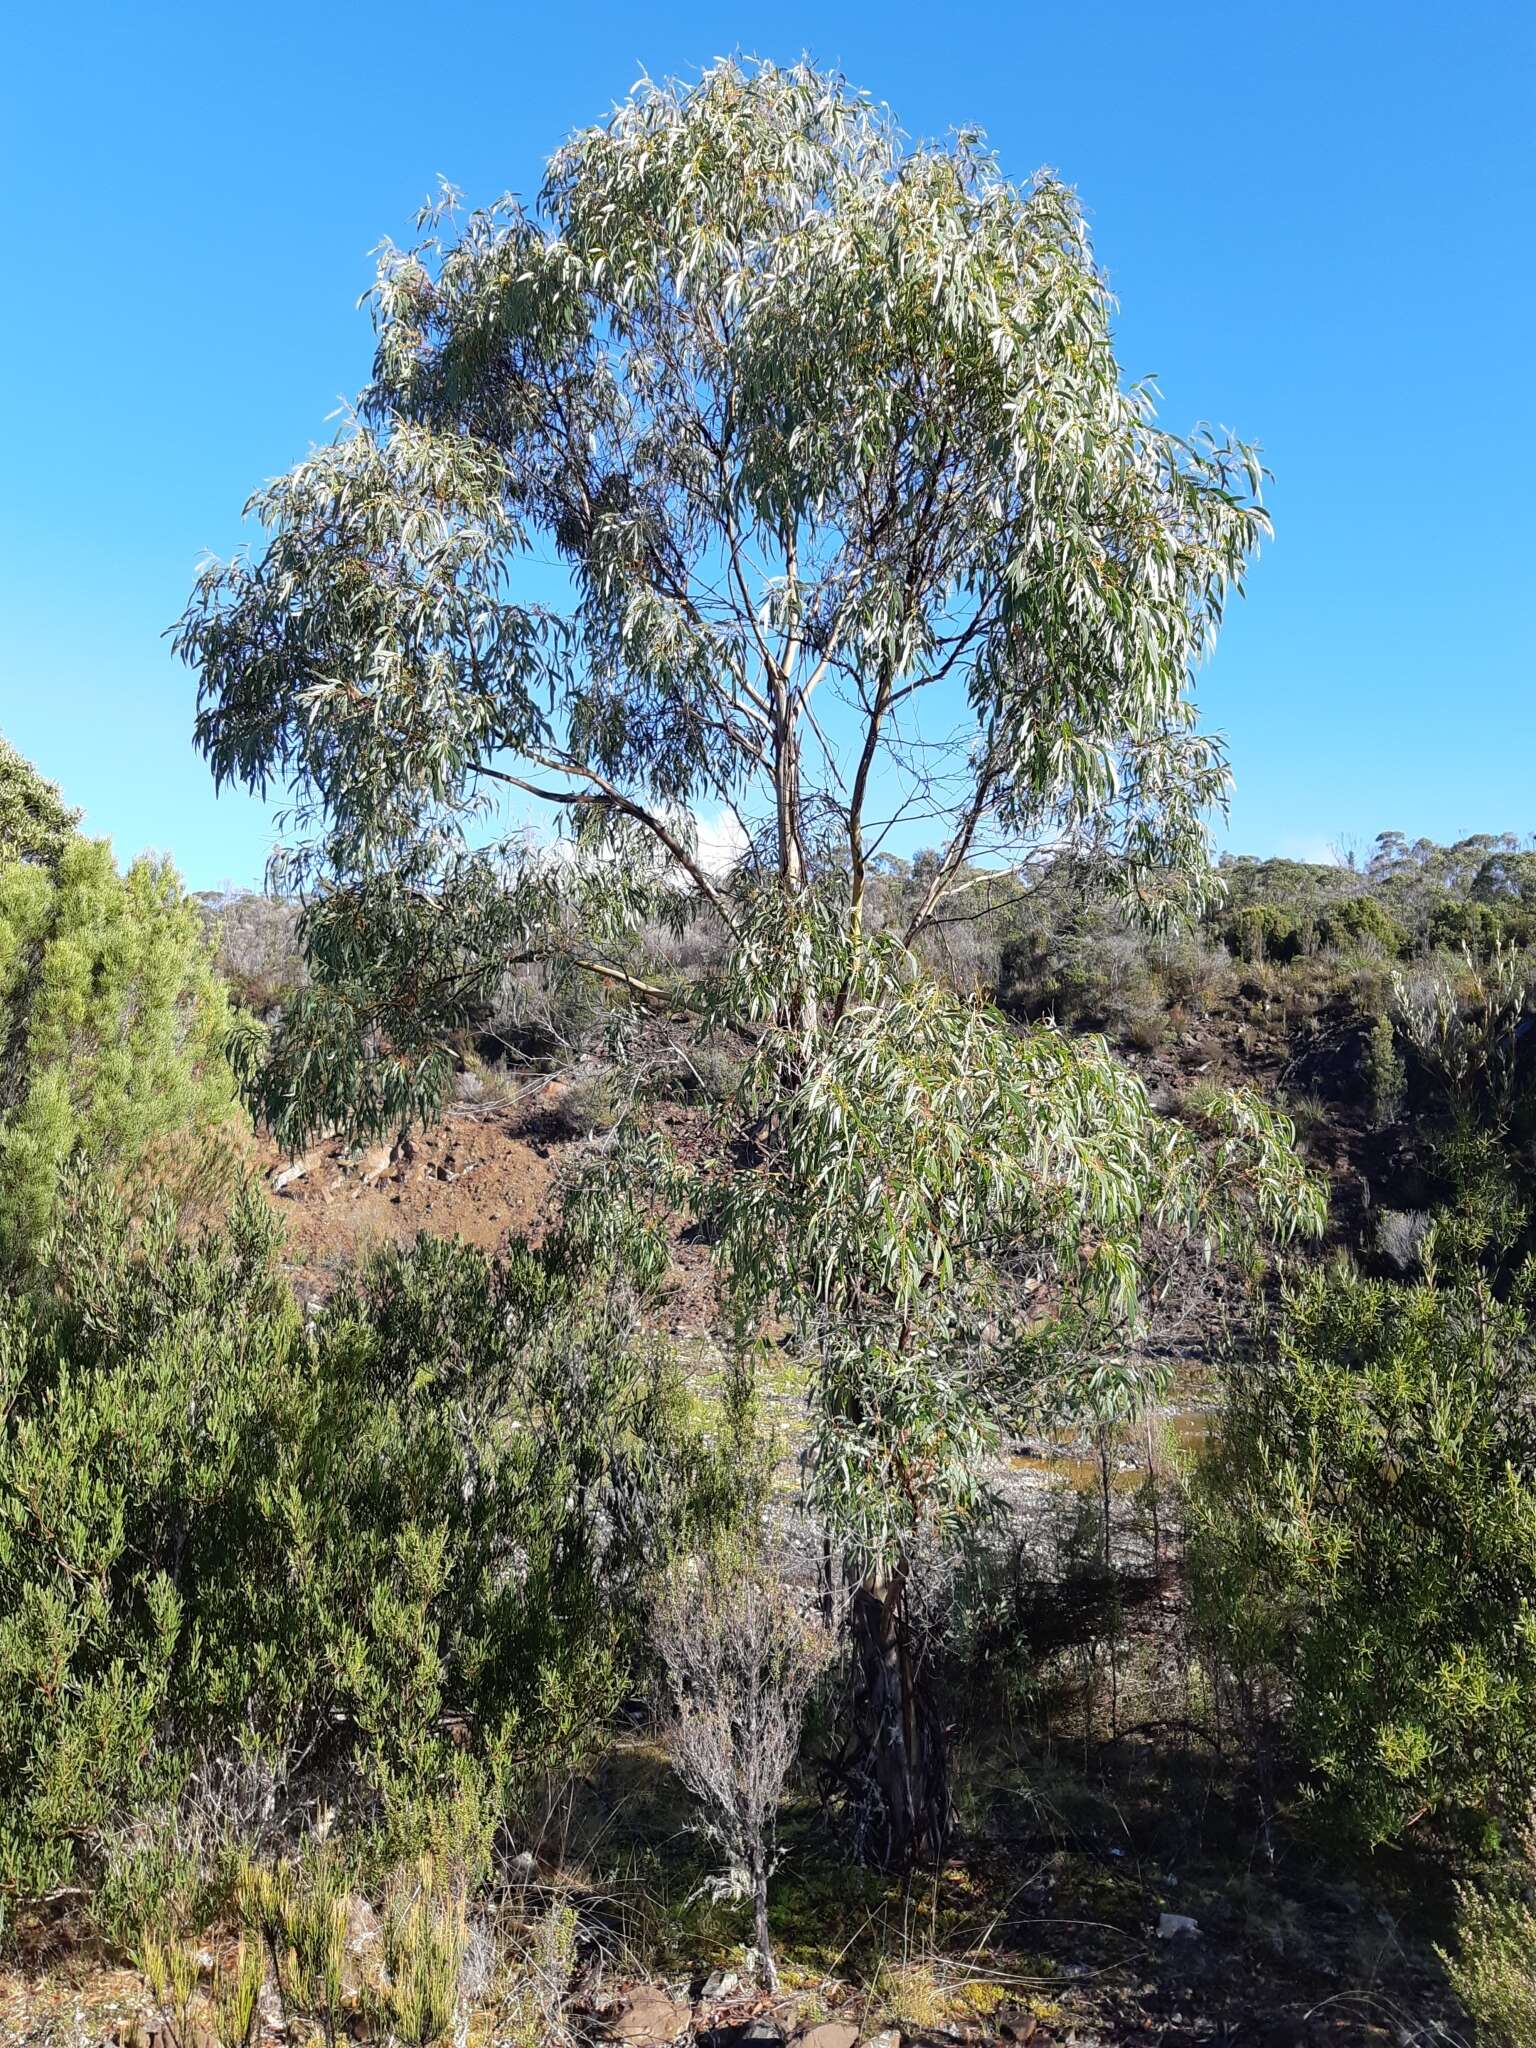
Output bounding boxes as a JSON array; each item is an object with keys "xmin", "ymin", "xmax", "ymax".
[
  {"xmin": 255, "ymin": 1089, "xmax": 569, "ymax": 1300},
  {"xmin": 254, "ymin": 1083, "xmax": 722, "ymax": 1337}
]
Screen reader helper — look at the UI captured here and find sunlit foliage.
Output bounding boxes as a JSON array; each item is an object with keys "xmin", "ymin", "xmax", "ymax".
[{"xmin": 0, "ymin": 833, "xmax": 242, "ymax": 1266}]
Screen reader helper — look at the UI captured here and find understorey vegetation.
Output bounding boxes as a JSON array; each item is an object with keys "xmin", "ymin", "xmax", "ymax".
[
  {"xmin": 4, "ymin": 55, "xmax": 1535, "ymax": 2048},
  {"xmin": 0, "ymin": 1162, "xmax": 749, "ymax": 1924}
]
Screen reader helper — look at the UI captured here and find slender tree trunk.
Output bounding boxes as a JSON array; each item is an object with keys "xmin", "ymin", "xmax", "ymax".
[
  {"xmin": 1098, "ymin": 1427, "xmax": 1113, "ymax": 1567},
  {"xmin": 751, "ymin": 1852, "xmax": 778, "ymax": 1990},
  {"xmin": 771, "ymin": 678, "xmax": 805, "ymax": 896},
  {"xmin": 848, "ymin": 1567, "xmax": 950, "ymax": 1868},
  {"xmin": 1145, "ymin": 1409, "xmax": 1162, "ymax": 1566}
]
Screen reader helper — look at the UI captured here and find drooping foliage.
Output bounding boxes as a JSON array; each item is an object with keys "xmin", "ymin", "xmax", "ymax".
[
  {"xmin": 176, "ymin": 61, "xmax": 1320, "ymax": 1862},
  {"xmin": 0, "ymin": 1172, "xmax": 743, "ymax": 1917},
  {"xmin": 0, "ymin": 834, "xmax": 242, "ymax": 1266},
  {"xmin": 687, "ymin": 898, "xmax": 1320, "ymax": 1861},
  {"xmin": 701, "ymin": 898, "xmax": 1323, "ymax": 1571},
  {"xmin": 177, "ymin": 57, "xmax": 1272, "ymax": 1146},
  {"xmin": 169, "ymin": 54, "xmax": 1322, "ymax": 1494}
]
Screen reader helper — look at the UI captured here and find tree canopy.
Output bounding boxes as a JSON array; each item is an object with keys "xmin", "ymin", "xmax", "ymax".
[{"xmin": 179, "ymin": 57, "xmax": 1270, "ymax": 1144}]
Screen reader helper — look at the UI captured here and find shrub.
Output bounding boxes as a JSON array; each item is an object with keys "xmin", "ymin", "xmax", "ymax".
[
  {"xmin": 1375, "ymin": 1207, "xmax": 1430, "ymax": 1272},
  {"xmin": 681, "ymin": 1040, "xmax": 747, "ymax": 1104},
  {"xmin": 1363, "ymin": 1011, "xmax": 1407, "ymax": 1126},
  {"xmin": 552, "ymin": 1066, "xmax": 624, "ymax": 1136},
  {"xmin": 1189, "ymin": 1256, "xmax": 1536, "ymax": 1844},
  {"xmin": 1428, "ymin": 897, "xmax": 1508, "ymax": 960},
  {"xmin": 1120, "ymin": 1001, "xmax": 1168, "ymax": 1052},
  {"xmin": 653, "ymin": 1549, "xmax": 837, "ymax": 1990},
  {"xmin": 0, "ymin": 1176, "xmax": 745, "ymax": 1925},
  {"xmin": 1316, "ymin": 895, "xmax": 1408, "ymax": 957},
  {"xmin": 1221, "ymin": 895, "xmax": 1409, "ymax": 966},
  {"xmin": 375, "ymin": 1858, "xmax": 470, "ymax": 2048},
  {"xmin": 996, "ymin": 922, "xmax": 1155, "ymax": 1030},
  {"xmin": 0, "ymin": 837, "xmax": 242, "ymax": 1267},
  {"xmin": 1394, "ymin": 947, "xmax": 1536, "ymax": 1129},
  {"xmin": 1276, "ymin": 1087, "xmax": 1332, "ymax": 1149},
  {"xmin": 1223, "ymin": 903, "xmax": 1304, "ymax": 965},
  {"xmin": 0, "ymin": 734, "xmax": 78, "ymax": 866},
  {"xmin": 1443, "ymin": 1816, "xmax": 1536, "ymax": 2045},
  {"xmin": 1156, "ymin": 934, "xmax": 1235, "ymax": 1015}
]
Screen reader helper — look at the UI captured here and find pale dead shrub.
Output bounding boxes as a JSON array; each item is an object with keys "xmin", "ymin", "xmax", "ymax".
[{"xmin": 653, "ymin": 1552, "xmax": 838, "ymax": 1991}]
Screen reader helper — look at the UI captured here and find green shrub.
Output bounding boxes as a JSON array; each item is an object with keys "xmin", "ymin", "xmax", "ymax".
[
  {"xmin": 1189, "ymin": 1255, "xmax": 1536, "ymax": 1845},
  {"xmin": 1316, "ymin": 895, "xmax": 1408, "ymax": 957},
  {"xmin": 0, "ymin": 1175, "xmax": 745, "ymax": 1926},
  {"xmin": 0, "ymin": 734, "xmax": 78, "ymax": 866},
  {"xmin": 996, "ymin": 923, "xmax": 1156, "ymax": 1031},
  {"xmin": 1428, "ymin": 897, "xmax": 1505, "ymax": 959},
  {"xmin": 1394, "ymin": 950, "xmax": 1536, "ymax": 1136},
  {"xmin": 1223, "ymin": 903, "xmax": 1304, "ymax": 965},
  {"xmin": 0, "ymin": 836, "xmax": 242, "ymax": 1266},
  {"xmin": 1222, "ymin": 895, "xmax": 1409, "ymax": 966},
  {"xmin": 1364, "ymin": 1011, "xmax": 1407, "ymax": 1127}
]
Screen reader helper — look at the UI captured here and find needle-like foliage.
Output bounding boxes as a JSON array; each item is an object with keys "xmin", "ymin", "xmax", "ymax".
[
  {"xmin": 0, "ymin": 830, "xmax": 242, "ymax": 1267},
  {"xmin": 0, "ymin": 733, "xmax": 79, "ymax": 868}
]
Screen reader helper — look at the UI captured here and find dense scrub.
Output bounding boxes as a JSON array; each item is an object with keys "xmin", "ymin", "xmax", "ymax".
[
  {"xmin": 0, "ymin": 1170, "xmax": 746, "ymax": 1934},
  {"xmin": 1190, "ymin": 1249, "xmax": 1536, "ymax": 1845},
  {"xmin": 16, "ymin": 783, "xmax": 1535, "ymax": 2029},
  {"xmin": 0, "ymin": 836, "xmax": 242, "ymax": 1268}
]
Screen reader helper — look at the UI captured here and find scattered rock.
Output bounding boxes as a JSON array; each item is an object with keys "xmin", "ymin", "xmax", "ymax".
[
  {"xmin": 794, "ymin": 2025, "xmax": 859, "ymax": 2048},
  {"xmin": 612, "ymin": 1987, "xmax": 692, "ymax": 2044},
  {"xmin": 345, "ymin": 1891, "xmax": 381, "ymax": 1953},
  {"xmin": 700, "ymin": 1969, "xmax": 742, "ymax": 2001},
  {"xmin": 699, "ymin": 2020, "xmax": 785, "ymax": 2048},
  {"xmin": 1156, "ymin": 1910, "xmax": 1201, "ymax": 1940},
  {"xmin": 358, "ymin": 1144, "xmax": 394, "ymax": 1186}
]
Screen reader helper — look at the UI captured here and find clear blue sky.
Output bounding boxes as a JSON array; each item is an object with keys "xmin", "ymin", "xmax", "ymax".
[{"xmin": 2, "ymin": 0, "xmax": 1531, "ymax": 889}]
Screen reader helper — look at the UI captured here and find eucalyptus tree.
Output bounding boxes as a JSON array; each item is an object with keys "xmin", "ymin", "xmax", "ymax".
[{"xmin": 178, "ymin": 60, "xmax": 1323, "ymax": 1861}]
